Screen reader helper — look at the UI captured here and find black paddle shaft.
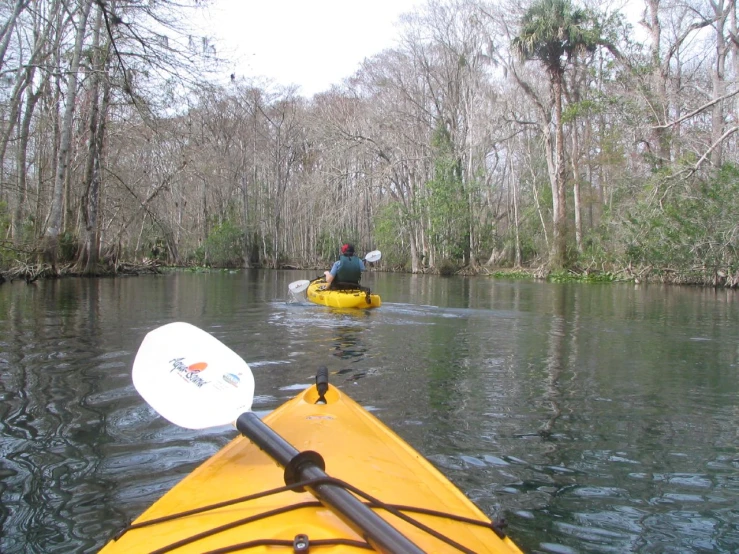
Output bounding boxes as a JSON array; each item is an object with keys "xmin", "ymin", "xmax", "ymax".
[{"xmin": 235, "ymin": 412, "xmax": 425, "ymax": 554}]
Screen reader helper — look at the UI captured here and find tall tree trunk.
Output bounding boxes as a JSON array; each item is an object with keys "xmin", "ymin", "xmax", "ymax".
[
  {"xmin": 710, "ymin": 0, "xmax": 728, "ymax": 167},
  {"xmin": 540, "ymin": 116, "xmax": 558, "ymax": 245},
  {"xmin": 644, "ymin": 0, "xmax": 671, "ymax": 167},
  {"xmin": 571, "ymin": 122, "xmax": 583, "ymax": 256},
  {"xmin": 731, "ymin": 5, "xmax": 739, "ymax": 123},
  {"xmin": 43, "ymin": 0, "xmax": 93, "ymax": 270},
  {"xmin": 241, "ymin": 168, "xmax": 251, "ymax": 268},
  {"xmin": 76, "ymin": 4, "xmax": 110, "ymax": 275},
  {"xmin": 552, "ymin": 69, "xmax": 567, "ymax": 268},
  {"xmin": 12, "ymin": 70, "xmax": 42, "ymax": 244},
  {"xmin": 512, "ymin": 161, "xmax": 522, "ymax": 267}
]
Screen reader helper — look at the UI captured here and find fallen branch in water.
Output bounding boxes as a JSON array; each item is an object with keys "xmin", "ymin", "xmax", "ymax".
[{"xmin": 0, "ymin": 258, "xmax": 163, "ymax": 284}]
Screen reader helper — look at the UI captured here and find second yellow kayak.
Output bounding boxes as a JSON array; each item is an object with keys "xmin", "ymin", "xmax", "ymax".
[{"xmin": 306, "ymin": 280, "xmax": 382, "ymax": 309}]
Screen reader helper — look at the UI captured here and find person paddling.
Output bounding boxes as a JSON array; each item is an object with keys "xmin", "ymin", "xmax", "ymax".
[{"xmin": 324, "ymin": 243, "xmax": 365, "ymax": 289}]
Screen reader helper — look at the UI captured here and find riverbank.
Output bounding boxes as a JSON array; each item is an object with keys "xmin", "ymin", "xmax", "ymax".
[
  {"xmin": 0, "ymin": 259, "xmax": 162, "ymax": 284},
  {"xmin": 487, "ymin": 265, "xmax": 739, "ymax": 288},
  {"xmin": 2, "ymin": 259, "xmax": 737, "ymax": 289}
]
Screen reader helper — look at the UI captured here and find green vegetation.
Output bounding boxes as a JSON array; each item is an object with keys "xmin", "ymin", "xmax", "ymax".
[
  {"xmin": 374, "ymin": 204, "xmax": 410, "ymax": 270},
  {"xmin": 426, "ymin": 125, "xmax": 471, "ymax": 264},
  {"xmin": 492, "ymin": 268, "xmax": 623, "ymax": 283},
  {"xmin": 491, "ymin": 269, "xmax": 533, "ymax": 280},
  {"xmin": 194, "ymin": 220, "xmax": 244, "ymax": 268},
  {"xmin": 623, "ymin": 164, "xmax": 739, "ymax": 286},
  {"xmin": 548, "ymin": 270, "xmax": 621, "ymax": 283}
]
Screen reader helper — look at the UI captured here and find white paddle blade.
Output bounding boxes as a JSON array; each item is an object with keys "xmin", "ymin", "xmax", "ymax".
[
  {"xmin": 132, "ymin": 322, "xmax": 255, "ymax": 429},
  {"xmin": 365, "ymin": 250, "xmax": 382, "ymax": 263},
  {"xmin": 288, "ymin": 279, "xmax": 311, "ymax": 294}
]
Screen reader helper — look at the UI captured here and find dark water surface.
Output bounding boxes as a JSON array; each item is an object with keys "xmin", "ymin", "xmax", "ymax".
[{"xmin": 1, "ymin": 271, "xmax": 738, "ymax": 553}]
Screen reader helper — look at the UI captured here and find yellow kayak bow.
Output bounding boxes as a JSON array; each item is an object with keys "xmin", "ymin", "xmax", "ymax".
[{"xmin": 100, "ymin": 323, "xmax": 523, "ymax": 554}]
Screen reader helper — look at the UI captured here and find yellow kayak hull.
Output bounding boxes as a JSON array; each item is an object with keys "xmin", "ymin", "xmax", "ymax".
[
  {"xmin": 101, "ymin": 384, "xmax": 522, "ymax": 553},
  {"xmin": 306, "ymin": 281, "xmax": 382, "ymax": 309}
]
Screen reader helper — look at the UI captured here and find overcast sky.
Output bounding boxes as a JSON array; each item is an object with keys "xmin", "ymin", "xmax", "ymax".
[{"xmin": 198, "ymin": 0, "xmax": 421, "ymax": 97}]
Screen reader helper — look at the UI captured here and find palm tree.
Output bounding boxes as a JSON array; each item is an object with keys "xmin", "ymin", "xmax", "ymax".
[{"xmin": 512, "ymin": 0, "xmax": 598, "ymax": 268}]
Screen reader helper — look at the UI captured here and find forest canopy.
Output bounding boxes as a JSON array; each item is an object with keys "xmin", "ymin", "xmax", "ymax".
[{"xmin": 1, "ymin": 0, "xmax": 737, "ymax": 286}]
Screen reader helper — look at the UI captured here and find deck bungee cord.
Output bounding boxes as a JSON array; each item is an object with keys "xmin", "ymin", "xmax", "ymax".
[
  {"xmin": 99, "ymin": 323, "xmax": 524, "ymax": 554},
  {"xmin": 112, "ymin": 474, "xmax": 509, "ymax": 553}
]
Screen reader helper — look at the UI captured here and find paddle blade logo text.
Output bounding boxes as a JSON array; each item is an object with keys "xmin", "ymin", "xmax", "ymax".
[
  {"xmin": 223, "ymin": 373, "xmax": 240, "ymax": 387},
  {"xmin": 169, "ymin": 358, "xmax": 208, "ymax": 387}
]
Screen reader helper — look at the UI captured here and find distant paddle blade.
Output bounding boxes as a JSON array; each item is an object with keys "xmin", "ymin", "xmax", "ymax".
[
  {"xmin": 288, "ymin": 279, "xmax": 311, "ymax": 294},
  {"xmin": 365, "ymin": 250, "xmax": 381, "ymax": 263},
  {"xmin": 132, "ymin": 322, "xmax": 255, "ymax": 429}
]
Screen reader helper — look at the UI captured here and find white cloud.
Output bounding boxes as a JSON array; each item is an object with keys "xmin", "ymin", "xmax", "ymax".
[{"xmin": 200, "ymin": 0, "xmax": 420, "ymax": 96}]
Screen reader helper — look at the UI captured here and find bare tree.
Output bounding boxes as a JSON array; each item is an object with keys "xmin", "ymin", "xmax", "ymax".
[
  {"xmin": 43, "ymin": 0, "xmax": 93, "ymax": 271},
  {"xmin": 0, "ymin": 0, "xmax": 30, "ymax": 71},
  {"xmin": 75, "ymin": 2, "xmax": 112, "ymax": 274}
]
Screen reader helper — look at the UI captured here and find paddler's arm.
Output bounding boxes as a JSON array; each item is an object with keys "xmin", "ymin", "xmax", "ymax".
[{"xmin": 325, "ymin": 260, "xmax": 341, "ymax": 284}]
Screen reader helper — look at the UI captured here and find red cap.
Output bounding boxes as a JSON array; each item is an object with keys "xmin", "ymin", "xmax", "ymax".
[{"xmin": 341, "ymin": 243, "xmax": 354, "ymax": 255}]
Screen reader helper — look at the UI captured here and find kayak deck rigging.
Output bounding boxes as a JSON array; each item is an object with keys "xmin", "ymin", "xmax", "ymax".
[
  {"xmin": 100, "ymin": 323, "xmax": 523, "ymax": 554},
  {"xmin": 113, "ymin": 473, "xmax": 509, "ymax": 553},
  {"xmin": 102, "ymin": 378, "xmax": 522, "ymax": 552}
]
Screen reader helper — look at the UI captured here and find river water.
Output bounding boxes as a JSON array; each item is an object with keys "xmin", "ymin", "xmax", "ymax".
[{"xmin": 0, "ymin": 270, "xmax": 737, "ymax": 553}]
